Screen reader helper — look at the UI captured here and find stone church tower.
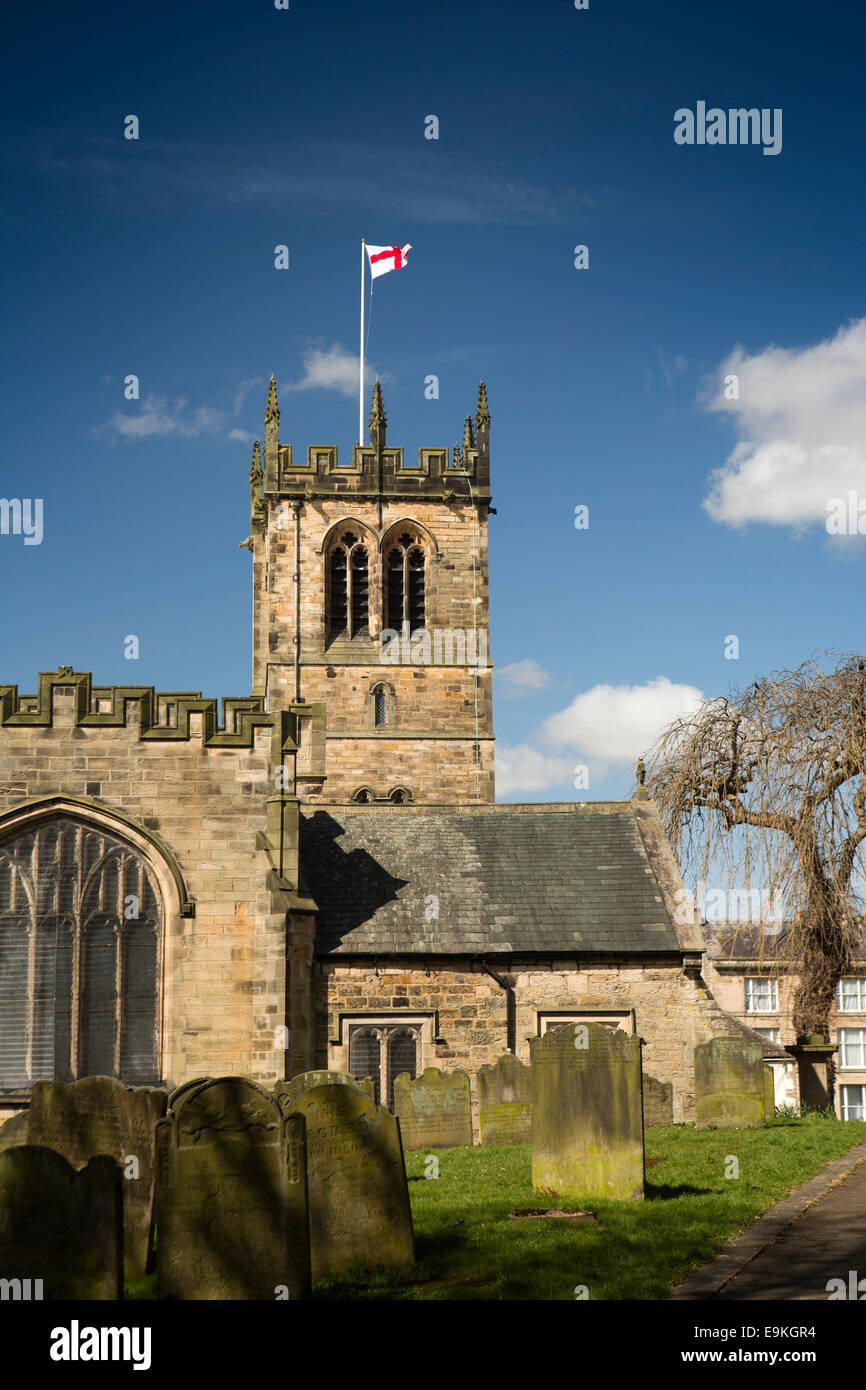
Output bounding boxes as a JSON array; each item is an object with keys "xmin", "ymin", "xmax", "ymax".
[{"xmin": 245, "ymin": 378, "xmax": 495, "ymax": 805}]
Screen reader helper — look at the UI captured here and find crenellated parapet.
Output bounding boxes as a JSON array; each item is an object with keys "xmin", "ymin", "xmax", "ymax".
[
  {"xmin": 257, "ymin": 380, "xmax": 492, "ymax": 502},
  {"xmin": 0, "ymin": 669, "xmax": 326, "ymax": 778}
]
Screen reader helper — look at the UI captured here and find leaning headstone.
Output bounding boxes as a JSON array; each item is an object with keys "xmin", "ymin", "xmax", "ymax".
[
  {"xmin": 276, "ymin": 1074, "xmax": 414, "ymax": 1281},
  {"xmin": 764, "ymin": 1064, "xmax": 776, "ymax": 1120},
  {"xmin": 155, "ymin": 1077, "xmax": 309, "ymax": 1300},
  {"xmin": 0, "ymin": 1147, "xmax": 122, "ymax": 1299},
  {"xmin": 530, "ymin": 1022, "xmax": 645, "ymax": 1201},
  {"xmin": 392, "ymin": 1067, "xmax": 473, "ymax": 1150},
  {"xmin": 694, "ymin": 1039, "xmax": 765, "ymax": 1129},
  {"xmin": 0, "ymin": 1076, "xmax": 166, "ymax": 1281},
  {"xmin": 643, "ymin": 1075, "xmax": 674, "ymax": 1128},
  {"xmin": 477, "ymin": 1054, "xmax": 532, "ymax": 1145}
]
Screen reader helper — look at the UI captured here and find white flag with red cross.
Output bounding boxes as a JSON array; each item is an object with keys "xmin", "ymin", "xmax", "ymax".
[{"xmin": 365, "ymin": 243, "xmax": 412, "ymax": 279}]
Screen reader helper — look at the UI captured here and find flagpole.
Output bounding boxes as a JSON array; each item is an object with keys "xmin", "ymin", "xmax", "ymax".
[{"xmin": 359, "ymin": 239, "xmax": 365, "ymax": 447}]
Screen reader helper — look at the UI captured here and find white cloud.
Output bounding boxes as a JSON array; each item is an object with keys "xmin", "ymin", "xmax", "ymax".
[
  {"xmin": 96, "ymin": 395, "xmax": 229, "ymax": 442},
  {"xmin": 495, "ymin": 745, "xmax": 573, "ymax": 797},
  {"xmin": 229, "ymin": 428, "xmax": 255, "ymax": 443},
  {"xmin": 286, "ymin": 343, "xmax": 376, "ymax": 399},
  {"xmin": 702, "ymin": 318, "xmax": 866, "ymax": 528},
  {"xmin": 495, "ymin": 659, "xmax": 552, "ymax": 698},
  {"xmin": 541, "ymin": 676, "xmax": 704, "ymax": 764}
]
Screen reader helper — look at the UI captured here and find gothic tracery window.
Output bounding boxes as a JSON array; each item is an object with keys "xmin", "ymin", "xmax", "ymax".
[
  {"xmin": 328, "ymin": 532, "xmax": 369, "ymax": 640},
  {"xmin": 0, "ymin": 818, "xmax": 161, "ymax": 1091},
  {"xmin": 348, "ymin": 1022, "xmax": 420, "ymax": 1108},
  {"xmin": 386, "ymin": 533, "xmax": 426, "ymax": 634}
]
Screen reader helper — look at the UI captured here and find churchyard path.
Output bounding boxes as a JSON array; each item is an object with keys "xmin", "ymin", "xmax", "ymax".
[{"xmin": 671, "ymin": 1139, "xmax": 866, "ymax": 1300}]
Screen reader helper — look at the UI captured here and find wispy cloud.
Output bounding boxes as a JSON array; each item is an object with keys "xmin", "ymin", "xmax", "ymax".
[
  {"xmin": 495, "ymin": 658, "xmax": 552, "ymax": 698},
  {"xmin": 702, "ymin": 318, "xmax": 866, "ymax": 531},
  {"xmin": 95, "ymin": 395, "xmax": 230, "ymax": 442},
  {"xmin": 28, "ymin": 133, "xmax": 595, "ymax": 226}
]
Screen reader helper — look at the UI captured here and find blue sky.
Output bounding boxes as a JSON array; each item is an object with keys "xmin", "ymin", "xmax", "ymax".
[{"xmin": 2, "ymin": 0, "xmax": 865, "ymax": 801}]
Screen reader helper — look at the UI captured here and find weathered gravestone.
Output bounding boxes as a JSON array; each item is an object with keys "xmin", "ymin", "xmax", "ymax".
[
  {"xmin": 530, "ymin": 1023, "xmax": 645, "ymax": 1201},
  {"xmin": 477, "ymin": 1054, "xmax": 532, "ymax": 1145},
  {"xmin": 764, "ymin": 1064, "xmax": 776, "ymax": 1120},
  {"xmin": 0, "ymin": 1076, "xmax": 165, "ymax": 1281},
  {"xmin": 155, "ymin": 1077, "xmax": 310, "ymax": 1300},
  {"xmin": 278, "ymin": 1070, "xmax": 375, "ymax": 1108},
  {"xmin": 392, "ymin": 1067, "xmax": 473, "ymax": 1150},
  {"xmin": 642, "ymin": 1075, "xmax": 674, "ymax": 1128},
  {"xmin": 0, "ymin": 1147, "xmax": 122, "ymax": 1299},
  {"xmin": 275, "ymin": 1073, "xmax": 414, "ymax": 1281},
  {"xmin": 694, "ymin": 1038, "xmax": 765, "ymax": 1130}
]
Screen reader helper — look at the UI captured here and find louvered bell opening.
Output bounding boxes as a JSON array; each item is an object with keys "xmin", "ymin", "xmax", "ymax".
[
  {"xmin": 408, "ymin": 546, "xmax": 425, "ymax": 631},
  {"xmin": 351, "ymin": 545, "xmax": 369, "ymax": 634},
  {"xmin": 387, "ymin": 549, "xmax": 404, "ymax": 631},
  {"xmin": 349, "ymin": 1028, "xmax": 381, "ymax": 1105},
  {"xmin": 329, "ymin": 546, "xmax": 348, "ymax": 637},
  {"xmin": 387, "ymin": 1029, "xmax": 418, "ymax": 1109}
]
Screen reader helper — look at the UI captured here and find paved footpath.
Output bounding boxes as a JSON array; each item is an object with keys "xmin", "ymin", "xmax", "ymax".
[{"xmin": 671, "ymin": 1139, "xmax": 866, "ymax": 1301}]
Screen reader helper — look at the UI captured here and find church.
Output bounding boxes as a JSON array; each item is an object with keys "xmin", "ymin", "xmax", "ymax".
[{"xmin": 0, "ymin": 380, "xmax": 749, "ymax": 1127}]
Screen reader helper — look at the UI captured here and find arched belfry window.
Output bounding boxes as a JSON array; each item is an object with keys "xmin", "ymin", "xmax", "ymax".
[
  {"xmin": 386, "ymin": 533, "xmax": 426, "ymax": 634},
  {"xmin": 328, "ymin": 532, "xmax": 369, "ymax": 640},
  {"xmin": 0, "ymin": 818, "xmax": 161, "ymax": 1091}
]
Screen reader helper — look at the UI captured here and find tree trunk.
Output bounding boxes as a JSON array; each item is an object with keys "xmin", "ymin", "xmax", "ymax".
[{"xmin": 791, "ymin": 896, "xmax": 851, "ymax": 1105}]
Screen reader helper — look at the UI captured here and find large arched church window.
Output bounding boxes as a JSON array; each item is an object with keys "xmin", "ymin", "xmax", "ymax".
[
  {"xmin": 327, "ymin": 532, "xmax": 369, "ymax": 640},
  {"xmin": 0, "ymin": 818, "xmax": 161, "ymax": 1091},
  {"xmin": 386, "ymin": 533, "xmax": 426, "ymax": 634}
]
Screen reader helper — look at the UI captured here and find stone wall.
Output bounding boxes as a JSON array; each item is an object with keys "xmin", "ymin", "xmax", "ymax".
[
  {"xmin": 320, "ymin": 954, "xmax": 750, "ymax": 1123},
  {"xmin": 256, "ymin": 494, "xmax": 494, "ymax": 805},
  {"xmin": 0, "ymin": 673, "xmax": 315, "ymax": 1112}
]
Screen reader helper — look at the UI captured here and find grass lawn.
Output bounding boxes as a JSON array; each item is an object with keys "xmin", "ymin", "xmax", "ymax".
[
  {"xmin": 127, "ymin": 1115, "xmax": 866, "ymax": 1301},
  {"xmin": 312, "ymin": 1115, "xmax": 866, "ymax": 1301}
]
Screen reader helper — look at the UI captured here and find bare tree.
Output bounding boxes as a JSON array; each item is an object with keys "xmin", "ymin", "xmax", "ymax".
[{"xmin": 644, "ymin": 653, "xmax": 866, "ymax": 1047}]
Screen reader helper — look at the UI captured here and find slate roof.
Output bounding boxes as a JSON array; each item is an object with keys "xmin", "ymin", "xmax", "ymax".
[{"xmin": 301, "ymin": 804, "xmax": 681, "ymax": 956}]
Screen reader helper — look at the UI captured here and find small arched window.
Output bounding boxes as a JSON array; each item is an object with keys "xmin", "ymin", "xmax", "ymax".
[
  {"xmin": 386, "ymin": 533, "xmax": 426, "ymax": 634},
  {"xmin": 352, "ymin": 787, "xmax": 374, "ymax": 804},
  {"xmin": 374, "ymin": 685, "xmax": 388, "ymax": 727},
  {"xmin": 328, "ymin": 533, "xmax": 369, "ymax": 640},
  {"xmin": 389, "ymin": 787, "xmax": 412, "ymax": 805}
]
